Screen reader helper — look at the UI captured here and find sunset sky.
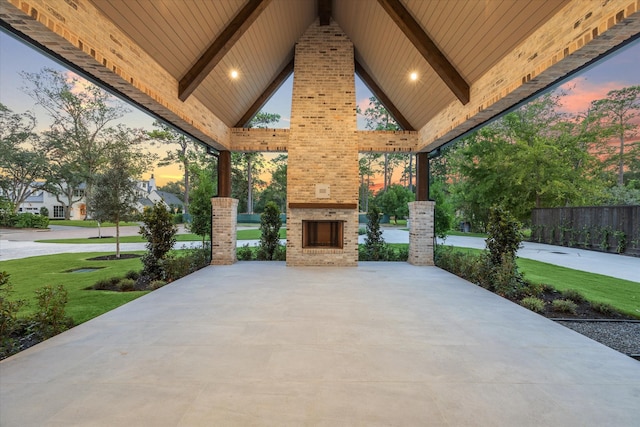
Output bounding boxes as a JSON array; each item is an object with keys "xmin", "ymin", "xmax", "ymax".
[{"xmin": 1, "ymin": 30, "xmax": 639, "ymax": 187}]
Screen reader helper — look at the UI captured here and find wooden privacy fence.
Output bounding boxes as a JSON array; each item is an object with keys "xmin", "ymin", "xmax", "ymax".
[{"xmin": 531, "ymin": 206, "xmax": 640, "ymax": 257}]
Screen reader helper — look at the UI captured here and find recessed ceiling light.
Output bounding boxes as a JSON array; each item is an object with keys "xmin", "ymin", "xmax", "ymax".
[
  {"xmin": 230, "ymin": 70, "xmax": 239, "ymax": 79},
  {"xmin": 410, "ymin": 72, "xmax": 418, "ymax": 81}
]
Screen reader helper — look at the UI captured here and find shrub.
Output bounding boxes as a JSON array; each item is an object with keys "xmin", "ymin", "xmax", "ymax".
[
  {"xmin": 118, "ymin": 278, "xmax": 136, "ymax": 292},
  {"xmin": 551, "ymin": 299, "xmax": 578, "ymax": 315},
  {"xmin": 173, "ymin": 213, "xmax": 183, "ymax": 224},
  {"xmin": 258, "ymin": 202, "xmax": 282, "ymax": 260},
  {"xmin": 591, "ymin": 301, "xmax": 616, "ymax": 315},
  {"xmin": 138, "ymin": 202, "xmax": 177, "ymax": 286},
  {"xmin": 39, "ymin": 207, "xmax": 49, "ymax": 217},
  {"xmin": 14, "ymin": 212, "xmax": 49, "ymax": 229},
  {"xmin": 125, "ymin": 270, "xmax": 140, "ymax": 281},
  {"xmin": 0, "ymin": 272, "xmax": 26, "ymax": 355},
  {"xmin": 561, "ymin": 289, "xmax": 586, "ymax": 304},
  {"xmin": 237, "ymin": 244, "xmax": 254, "ymax": 261},
  {"xmin": 91, "ymin": 276, "xmax": 122, "ymax": 291},
  {"xmin": 358, "ymin": 227, "xmax": 366, "ymax": 236},
  {"xmin": 363, "ymin": 206, "xmax": 387, "ymax": 261},
  {"xmin": 520, "ymin": 297, "xmax": 545, "ymax": 313},
  {"xmin": 31, "ymin": 285, "xmax": 72, "ymax": 339},
  {"xmin": 485, "ymin": 206, "xmax": 523, "ymax": 268},
  {"xmin": 148, "ymin": 280, "xmax": 167, "ymax": 290},
  {"xmin": 164, "ymin": 246, "xmax": 211, "ymax": 282},
  {"xmin": 491, "ymin": 254, "xmax": 526, "ymax": 298}
]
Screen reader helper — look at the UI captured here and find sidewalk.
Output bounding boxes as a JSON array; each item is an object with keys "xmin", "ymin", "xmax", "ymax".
[{"xmin": 1, "ymin": 226, "xmax": 638, "ymax": 282}]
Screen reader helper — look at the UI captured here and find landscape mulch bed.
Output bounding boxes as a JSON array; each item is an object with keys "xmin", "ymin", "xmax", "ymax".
[{"xmin": 86, "ymin": 254, "xmax": 141, "ymax": 261}]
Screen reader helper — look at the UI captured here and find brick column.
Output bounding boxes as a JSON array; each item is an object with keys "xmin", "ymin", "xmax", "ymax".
[
  {"xmin": 408, "ymin": 201, "xmax": 435, "ymax": 266},
  {"xmin": 211, "ymin": 197, "xmax": 238, "ymax": 265}
]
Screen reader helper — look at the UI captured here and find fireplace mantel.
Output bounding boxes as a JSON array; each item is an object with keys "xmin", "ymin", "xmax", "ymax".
[{"xmin": 289, "ymin": 203, "xmax": 357, "ymax": 209}]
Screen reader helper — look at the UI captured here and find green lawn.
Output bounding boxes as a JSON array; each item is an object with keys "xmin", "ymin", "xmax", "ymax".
[
  {"xmin": 49, "ymin": 219, "xmax": 141, "ymax": 228},
  {"xmin": 236, "ymin": 228, "xmax": 286, "ymax": 240},
  {"xmin": 438, "ymin": 246, "xmax": 640, "ymax": 318},
  {"xmin": 446, "ymin": 230, "xmax": 489, "ymax": 238},
  {"xmin": 517, "ymin": 258, "xmax": 640, "ymax": 318},
  {"xmin": 0, "ymin": 252, "xmax": 146, "ymax": 324},
  {"xmin": 38, "ymin": 228, "xmax": 286, "ymax": 243},
  {"xmin": 37, "ymin": 233, "xmax": 208, "ymax": 244}
]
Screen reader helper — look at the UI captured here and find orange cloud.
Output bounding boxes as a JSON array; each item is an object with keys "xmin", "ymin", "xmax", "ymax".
[{"xmin": 556, "ymin": 77, "xmax": 625, "ymax": 114}]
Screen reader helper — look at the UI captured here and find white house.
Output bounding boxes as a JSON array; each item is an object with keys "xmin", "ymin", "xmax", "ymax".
[{"xmin": 12, "ymin": 175, "xmax": 183, "ymax": 220}]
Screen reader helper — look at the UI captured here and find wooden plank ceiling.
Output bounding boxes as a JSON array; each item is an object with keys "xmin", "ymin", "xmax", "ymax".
[{"xmin": 90, "ymin": 0, "xmax": 571, "ymax": 130}]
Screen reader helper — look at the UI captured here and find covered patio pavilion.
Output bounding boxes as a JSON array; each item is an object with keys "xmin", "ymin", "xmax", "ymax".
[
  {"xmin": 1, "ymin": 0, "xmax": 640, "ymax": 424},
  {"xmin": 3, "ymin": 0, "xmax": 640, "ymax": 267},
  {"xmin": 2, "ymin": 263, "xmax": 639, "ymax": 425}
]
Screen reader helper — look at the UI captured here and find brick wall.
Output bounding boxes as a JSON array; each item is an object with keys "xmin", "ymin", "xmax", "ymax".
[
  {"xmin": 357, "ymin": 130, "xmax": 418, "ymax": 153},
  {"xmin": 408, "ymin": 201, "xmax": 435, "ymax": 266},
  {"xmin": 230, "ymin": 128, "xmax": 289, "ymax": 152},
  {"xmin": 286, "ymin": 19, "xmax": 359, "ymax": 266},
  {"xmin": 211, "ymin": 198, "xmax": 238, "ymax": 265}
]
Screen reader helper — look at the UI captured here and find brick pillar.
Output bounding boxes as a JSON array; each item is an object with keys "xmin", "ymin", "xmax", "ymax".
[
  {"xmin": 408, "ymin": 201, "xmax": 435, "ymax": 266},
  {"xmin": 211, "ymin": 197, "xmax": 238, "ymax": 265}
]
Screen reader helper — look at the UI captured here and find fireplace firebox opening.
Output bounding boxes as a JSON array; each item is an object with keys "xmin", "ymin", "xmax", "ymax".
[{"xmin": 302, "ymin": 220, "xmax": 344, "ymax": 249}]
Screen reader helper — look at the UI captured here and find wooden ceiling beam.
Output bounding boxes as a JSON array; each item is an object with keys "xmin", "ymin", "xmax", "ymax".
[
  {"xmin": 178, "ymin": 0, "xmax": 272, "ymax": 101},
  {"xmin": 234, "ymin": 56, "xmax": 295, "ymax": 128},
  {"xmin": 318, "ymin": 0, "xmax": 332, "ymax": 26},
  {"xmin": 377, "ymin": 0, "xmax": 470, "ymax": 105},
  {"xmin": 355, "ymin": 58, "xmax": 415, "ymax": 132}
]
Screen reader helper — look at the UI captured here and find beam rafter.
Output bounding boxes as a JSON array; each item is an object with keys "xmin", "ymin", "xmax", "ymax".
[
  {"xmin": 178, "ymin": 0, "xmax": 272, "ymax": 101},
  {"xmin": 355, "ymin": 57, "xmax": 415, "ymax": 131},
  {"xmin": 235, "ymin": 56, "xmax": 295, "ymax": 128},
  {"xmin": 377, "ymin": 0, "xmax": 470, "ymax": 105},
  {"xmin": 318, "ymin": 0, "xmax": 332, "ymax": 26}
]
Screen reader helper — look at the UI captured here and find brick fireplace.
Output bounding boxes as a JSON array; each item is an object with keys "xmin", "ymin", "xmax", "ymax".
[{"xmin": 286, "ymin": 20, "xmax": 359, "ymax": 266}]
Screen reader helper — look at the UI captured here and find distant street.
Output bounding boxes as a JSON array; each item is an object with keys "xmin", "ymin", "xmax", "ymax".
[{"xmin": 0, "ymin": 225, "xmax": 638, "ymax": 282}]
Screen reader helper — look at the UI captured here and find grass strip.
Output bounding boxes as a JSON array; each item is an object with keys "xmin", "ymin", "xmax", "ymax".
[
  {"xmin": 48, "ymin": 220, "xmax": 141, "ymax": 228},
  {"xmin": 0, "ymin": 252, "xmax": 146, "ymax": 324},
  {"xmin": 438, "ymin": 245, "xmax": 639, "ymax": 318},
  {"xmin": 38, "ymin": 228, "xmax": 287, "ymax": 243}
]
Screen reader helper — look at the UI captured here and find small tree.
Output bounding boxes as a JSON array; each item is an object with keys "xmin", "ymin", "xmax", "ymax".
[
  {"xmin": 364, "ymin": 205, "xmax": 387, "ymax": 260},
  {"xmin": 88, "ymin": 149, "xmax": 139, "ymax": 258},
  {"xmin": 138, "ymin": 202, "xmax": 177, "ymax": 286},
  {"xmin": 257, "ymin": 201, "xmax": 282, "ymax": 260},
  {"xmin": 188, "ymin": 162, "xmax": 216, "ymax": 245},
  {"xmin": 484, "ymin": 206, "xmax": 525, "ymax": 297}
]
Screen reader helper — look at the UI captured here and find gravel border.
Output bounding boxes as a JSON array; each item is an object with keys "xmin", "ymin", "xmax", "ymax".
[{"xmin": 556, "ymin": 320, "xmax": 640, "ymax": 357}]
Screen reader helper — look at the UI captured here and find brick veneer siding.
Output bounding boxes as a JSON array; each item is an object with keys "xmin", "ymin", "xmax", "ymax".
[
  {"xmin": 408, "ymin": 201, "xmax": 435, "ymax": 266},
  {"xmin": 230, "ymin": 128, "xmax": 290, "ymax": 152},
  {"xmin": 211, "ymin": 198, "xmax": 238, "ymax": 265},
  {"xmin": 286, "ymin": 19, "xmax": 359, "ymax": 267}
]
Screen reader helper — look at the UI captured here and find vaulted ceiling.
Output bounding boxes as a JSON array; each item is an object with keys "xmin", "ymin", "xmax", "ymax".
[
  {"xmin": 2, "ymin": 0, "xmax": 639, "ymax": 152},
  {"xmin": 90, "ymin": 0, "xmax": 570, "ymax": 131}
]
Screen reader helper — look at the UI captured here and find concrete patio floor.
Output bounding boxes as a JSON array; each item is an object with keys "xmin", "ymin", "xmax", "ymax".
[{"xmin": 1, "ymin": 262, "xmax": 639, "ymax": 426}]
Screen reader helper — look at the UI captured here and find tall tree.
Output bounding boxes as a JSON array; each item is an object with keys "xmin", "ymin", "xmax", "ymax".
[
  {"xmin": 256, "ymin": 154, "xmax": 287, "ymax": 212},
  {"xmin": 147, "ymin": 121, "xmax": 200, "ymax": 215},
  {"xmin": 359, "ymin": 97, "xmax": 403, "ymax": 191},
  {"xmin": 450, "ymin": 93, "xmax": 606, "ymax": 226},
  {"xmin": 235, "ymin": 111, "xmax": 280, "ymax": 213},
  {"xmin": 0, "ymin": 104, "xmax": 48, "ymax": 213},
  {"xmin": 20, "ymin": 68, "xmax": 129, "ymax": 217},
  {"xmin": 591, "ymin": 86, "xmax": 640, "ymax": 186}
]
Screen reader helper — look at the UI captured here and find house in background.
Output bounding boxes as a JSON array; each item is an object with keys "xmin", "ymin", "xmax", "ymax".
[{"xmin": 13, "ymin": 174, "xmax": 183, "ymax": 220}]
